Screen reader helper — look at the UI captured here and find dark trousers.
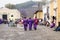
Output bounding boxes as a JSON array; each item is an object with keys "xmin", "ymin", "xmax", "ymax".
[
  {"xmin": 34, "ymin": 24, "xmax": 37, "ymax": 30},
  {"xmin": 29, "ymin": 24, "xmax": 32, "ymax": 30},
  {"xmin": 24, "ymin": 24, "xmax": 27, "ymax": 31},
  {"xmin": 55, "ymin": 27, "xmax": 60, "ymax": 31}
]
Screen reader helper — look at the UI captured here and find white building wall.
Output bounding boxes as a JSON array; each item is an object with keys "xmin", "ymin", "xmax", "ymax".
[
  {"xmin": 0, "ymin": 8, "xmax": 21, "ymax": 22},
  {"xmin": 53, "ymin": 0, "xmax": 57, "ymax": 16},
  {"xmin": 42, "ymin": 4, "xmax": 48, "ymax": 21}
]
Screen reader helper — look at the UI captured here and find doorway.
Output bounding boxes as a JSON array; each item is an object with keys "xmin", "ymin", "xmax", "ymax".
[{"xmin": 2, "ymin": 14, "xmax": 7, "ymax": 20}]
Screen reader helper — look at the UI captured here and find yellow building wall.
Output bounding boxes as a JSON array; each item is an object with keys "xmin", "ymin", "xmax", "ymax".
[
  {"xmin": 49, "ymin": 2, "xmax": 54, "ymax": 21},
  {"xmin": 54, "ymin": 0, "xmax": 60, "ymax": 26},
  {"xmin": 39, "ymin": 12, "xmax": 43, "ymax": 19},
  {"xmin": 37, "ymin": 12, "xmax": 40, "ymax": 19},
  {"xmin": 37, "ymin": 12, "xmax": 43, "ymax": 19},
  {"xmin": 49, "ymin": 1, "xmax": 58, "ymax": 26},
  {"xmin": 57, "ymin": 0, "xmax": 60, "ymax": 22},
  {"xmin": 33, "ymin": 11, "xmax": 43, "ymax": 19},
  {"xmin": 49, "ymin": 0, "xmax": 60, "ymax": 26}
]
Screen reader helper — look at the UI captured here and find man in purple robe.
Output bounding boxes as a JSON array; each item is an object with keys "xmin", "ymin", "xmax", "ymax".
[
  {"xmin": 28, "ymin": 18, "xmax": 33, "ymax": 31},
  {"xmin": 23, "ymin": 17, "xmax": 28, "ymax": 31}
]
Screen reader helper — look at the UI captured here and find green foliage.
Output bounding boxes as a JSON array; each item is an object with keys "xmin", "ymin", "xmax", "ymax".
[{"xmin": 5, "ymin": 3, "xmax": 16, "ymax": 9}]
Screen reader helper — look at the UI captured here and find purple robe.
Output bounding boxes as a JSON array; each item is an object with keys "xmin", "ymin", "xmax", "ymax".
[
  {"xmin": 50, "ymin": 23, "xmax": 55, "ymax": 28},
  {"xmin": 28, "ymin": 19, "xmax": 33, "ymax": 30},
  {"xmin": 23, "ymin": 19, "xmax": 28, "ymax": 31}
]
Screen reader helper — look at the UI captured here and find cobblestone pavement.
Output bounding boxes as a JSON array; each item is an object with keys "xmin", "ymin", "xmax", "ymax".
[{"xmin": 0, "ymin": 24, "xmax": 60, "ymax": 40}]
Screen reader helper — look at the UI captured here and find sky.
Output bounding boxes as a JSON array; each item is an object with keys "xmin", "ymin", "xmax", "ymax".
[{"xmin": 0, "ymin": 0, "xmax": 42, "ymax": 8}]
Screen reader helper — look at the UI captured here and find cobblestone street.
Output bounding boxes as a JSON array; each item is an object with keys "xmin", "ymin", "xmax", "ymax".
[{"xmin": 0, "ymin": 24, "xmax": 60, "ymax": 40}]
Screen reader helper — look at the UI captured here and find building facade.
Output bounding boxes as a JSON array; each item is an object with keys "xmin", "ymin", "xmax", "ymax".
[
  {"xmin": 57, "ymin": 0, "xmax": 60, "ymax": 26},
  {"xmin": 49, "ymin": 0, "xmax": 58, "ymax": 26},
  {"xmin": 33, "ymin": 10, "xmax": 43, "ymax": 19},
  {"xmin": 0, "ymin": 8, "xmax": 21, "ymax": 22}
]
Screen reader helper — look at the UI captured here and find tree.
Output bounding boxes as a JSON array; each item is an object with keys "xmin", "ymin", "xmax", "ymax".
[{"xmin": 5, "ymin": 3, "xmax": 16, "ymax": 9}]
